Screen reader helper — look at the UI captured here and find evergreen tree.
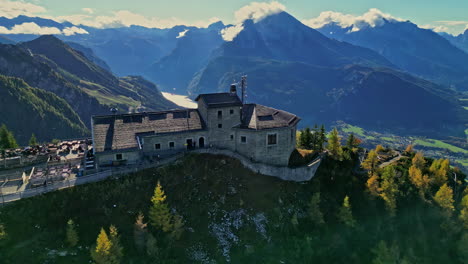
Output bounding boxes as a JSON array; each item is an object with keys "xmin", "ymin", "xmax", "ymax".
[
  {"xmin": 91, "ymin": 228, "xmax": 113, "ymax": 264},
  {"xmin": 362, "ymin": 150, "xmax": 379, "ymax": 174},
  {"xmin": 366, "ymin": 174, "xmax": 381, "ymax": 197},
  {"xmin": 380, "ymin": 166, "xmax": 399, "ymax": 216},
  {"xmin": 311, "ymin": 124, "xmax": 319, "ymax": 150},
  {"xmin": 134, "ymin": 212, "xmax": 148, "ymax": 252},
  {"xmin": 0, "ymin": 124, "xmax": 18, "ymax": 149},
  {"xmin": 66, "ymin": 219, "xmax": 79, "ymax": 247},
  {"xmin": 434, "ymin": 183, "xmax": 455, "ymax": 216},
  {"xmin": 460, "ymin": 194, "xmax": 468, "ymax": 229},
  {"xmin": 327, "ymin": 128, "xmax": 343, "ymax": 159},
  {"xmin": 29, "ymin": 133, "xmax": 37, "ymax": 146},
  {"xmin": 169, "ymin": 214, "xmax": 184, "ymax": 240},
  {"xmin": 146, "ymin": 233, "xmax": 159, "ymax": 260},
  {"xmin": 149, "ymin": 182, "xmax": 172, "ymax": 232},
  {"xmin": 0, "ymin": 223, "xmax": 6, "ymax": 240},
  {"xmin": 302, "ymin": 127, "xmax": 312, "ymax": 149},
  {"xmin": 308, "ymin": 192, "xmax": 325, "ymax": 226},
  {"xmin": 346, "ymin": 133, "xmax": 360, "ymax": 149},
  {"xmin": 372, "ymin": 241, "xmax": 398, "ymax": 264},
  {"xmin": 337, "ymin": 195, "xmax": 355, "ymax": 227},
  {"xmin": 318, "ymin": 125, "xmax": 326, "ymax": 152},
  {"xmin": 109, "ymin": 225, "xmax": 123, "ymax": 264}
]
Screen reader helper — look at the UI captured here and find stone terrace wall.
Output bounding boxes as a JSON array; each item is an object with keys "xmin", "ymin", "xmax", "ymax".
[{"xmin": 193, "ymin": 148, "xmax": 322, "ymax": 182}]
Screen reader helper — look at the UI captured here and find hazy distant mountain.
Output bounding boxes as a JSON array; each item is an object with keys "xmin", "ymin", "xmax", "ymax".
[
  {"xmin": 0, "ymin": 75, "xmax": 88, "ymax": 144},
  {"xmin": 61, "ymin": 25, "xmax": 194, "ymax": 76},
  {"xmin": 145, "ymin": 22, "xmax": 225, "ymax": 91},
  {"xmin": 66, "ymin": 42, "xmax": 112, "ymax": 72},
  {"xmin": 441, "ymin": 29, "xmax": 468, "ymax": 54},
  {"xmin": 0, "ymin": 35, "xmax": 15, "ymax": 44},
  {"xmin": 316, "ymin": 20, "xmax": 468, "ymax": 91},
  {"xmin": 189, "ymin": 56, "xmax": 466, "ymax": 137}
]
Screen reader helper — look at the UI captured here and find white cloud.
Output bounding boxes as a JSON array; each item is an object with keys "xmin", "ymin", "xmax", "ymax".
[
  {"xmin": 221, "ymin": 24, "xmax": 244, "ymax": 41},
  {"xmin": 0, "ymin": 0, "xmax": 46, "ymax": 18},
  {"xmin": 62, "ymin": 26, "xmax": 89, "ymax": 36},
  {"xmin": 82, "ymin": 8, "xmax": 94, "ymax": 14},
  {"xmin": 176, "ymin": 29, "xmax": 189, "ymax": 38},
  {"xmin": 234, "ymin": 1, "xmax": 286, "ymax": 23},
  {"xmin": 419, "ymin": 24, "xmax": 449, "ymax": 33},
  {"xmin": 55, "ymin": 10, "xmax": 220, "ymax": 29},
  {"xmin": 302, "ymin": 8, "xmax": 403, "ymax": 31},
  {"xmin": 0, "ymin": 22, "xmax": 88, "ymax": 35}
]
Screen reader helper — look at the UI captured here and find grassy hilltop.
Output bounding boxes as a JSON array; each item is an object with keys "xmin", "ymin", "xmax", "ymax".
[{"xmin": 0, "ymin": 152, "xmax": 467, "ymax": 263}]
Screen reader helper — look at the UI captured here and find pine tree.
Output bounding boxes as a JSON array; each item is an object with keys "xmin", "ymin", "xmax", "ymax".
[
  {"xmin": 308, "ymin": 192, "xmax": 325, "ymax": 226},
  {"xmin": 434, "ymin": 183, "xmax": 455, "ymax": 216},
  {"xmin": 346, "ymin": 133, "xmax": 359, "ymax": 149},
  {"xmin": 169, "ymin": 214, "xmax": 184, "ymax": 240},
  {"xmin": 460, "ymin": 194, "xmax": 468, "ymax": 229},
  {"xmin": 149, "ymin": 182, "xmax": 172, "ymax": 232},
  {"xmin": 146, "ymin": 233, "xmax": 159, "ymax": 260},
  {"xmin": 0, "ymin": 124, "xmax": 18, "ymax": 150},
  {"xmin": 366, "ymin": 174, "xmax": 381, "ymax": 197},
  {"xmin": 91, "ymin": 228, "xmax": 113, "ymax": 264},
  {"xmin": 362, "ymin": 150, "xmax": 379, "ymax": 174},
  {"xmin": 66, "ymin": 219, "xmax": 79, "ymax": 247},
  {"xmin": 311, "ymin": 124, "xmax": 319, "ymax": 150},
  {"xmin": 380, "ymin": 166, "xmax": 399, "ymax": 216},
  {"xmin": 412, "ymin": 152, "xmax": 426, "ymax": 170},
  {"xmin": 372, "ymin": 241, "xmax": 398, "ymax": 264},
  {"xmin": 134, "ymin": 212, "xmax": 148, "ymax": 252},
  {"xmin": 0, "ymin": 223, "xmax": 6, "ymax": 240},
  {"xmin": 327, "ymin": 128, "xmax": 343, "ymax": 160},
  {"xmin": 302, "ymin": 127, "xmax": 312, "ymax": 149},
  {"xmin": 109, "ymin": 225, "xmax": 123, "ymax": 264},
  {"xmin": 318, "ymin": 125, "xmax": 326, "ymax": 152},
  {"xmin": 337, "ymin": 196, "xmax": 356, "ymax": 227},
  {"xmin": 29, "ymin": 133, "xmax": 37, "ymax": 146}
]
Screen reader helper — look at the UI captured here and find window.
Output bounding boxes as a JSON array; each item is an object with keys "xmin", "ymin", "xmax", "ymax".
[
  {"xmin": 218, "ymin": 123, "xmax": 222, "ymax": 128},
  {"xmin": 169, "ymin": 142, "xmax": 175, "ymax": 148},
  {"xmin": 230, "ymin": 134, "xmax": 234, "ymax": 140},
  {"xmin": 115, "ymin": 153, "xmax": 123, "ymax": 160},
  {"xmin": 230, "ymin": 109, "xmax": 234, "ymax": 115},
  {"xmin": 155, "ymin": 143, "xmax": 161, "ymax": 150},
  {"xmin": 241, "ymin": 136, "xmax": 247, "ymax": 143},
  {"xmin": 267, "ymin": 133, "xmax": 277, "ymax": 145},
  {"xmin": 218, "ymin": 110, "xmax": 222, "ymax": 118}
]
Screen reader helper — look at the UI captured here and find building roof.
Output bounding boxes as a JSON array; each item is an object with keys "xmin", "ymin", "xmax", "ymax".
[
  {"xmin": 92, "ymin": 109, "xmax": 204, "ymax": 152},
  {"xmin": 195, "ymin": 93, "xmax": 243, "ymax": 108},
  {"xmin": 240, "ymin": 104, "xmax": 300, "ymax": 130}
]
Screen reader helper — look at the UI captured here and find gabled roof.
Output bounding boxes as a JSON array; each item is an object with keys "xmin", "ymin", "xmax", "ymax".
[
  {"xmin": 92, "ymin": 109, "xmax": 204, "ymax": 152},
  {"xmin": 240, "ymin": 104, "xmax": 300, "ymax": 130},
  {"xmin": 195, "ymin": 93, "xmax": 242, "ymax": 108}
]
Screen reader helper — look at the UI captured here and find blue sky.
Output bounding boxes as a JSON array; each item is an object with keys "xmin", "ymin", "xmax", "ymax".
[{"xmin": 1, "ymin": 0, "xmax": 467, "ymax": 34}]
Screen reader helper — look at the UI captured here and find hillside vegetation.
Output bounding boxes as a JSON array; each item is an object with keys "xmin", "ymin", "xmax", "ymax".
[
  {"xmin": 0, "ymin": 75, "xmax": 88, "ymax": 144},
  {"xmin": 0, "ymin": 151, "xmax": 466, "ymax": 263}
]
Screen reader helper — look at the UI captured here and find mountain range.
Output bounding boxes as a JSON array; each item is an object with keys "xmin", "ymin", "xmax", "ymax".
[
  {"xmin": 441, "ymin": 29, "xmax": 468, "ymax": 55},
  {"xmin": 316, "ymin": 20, "xmax": 468, "ymax": 91},
  {"xmin": 0, "ymin": 35, "xmax": 177, "ymax": 144},
  {"xmin": 0, "ymin": 11, "xmax": 467, "ymax": 141}
]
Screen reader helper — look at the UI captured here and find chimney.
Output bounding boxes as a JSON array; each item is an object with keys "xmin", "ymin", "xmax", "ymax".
[{"xmin": 229, "ymin": 83, "xmax": 237, "ymax": 96}]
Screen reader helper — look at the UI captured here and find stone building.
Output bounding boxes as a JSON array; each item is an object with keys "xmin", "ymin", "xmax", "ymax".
[{"xmin": 91, "ymin": 85, "xmax": 300, "ymax": 168}]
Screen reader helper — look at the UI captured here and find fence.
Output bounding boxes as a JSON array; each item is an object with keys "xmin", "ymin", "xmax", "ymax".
[{"xmin": 0, "ymin": 152, "xmax": 186, "ymax": 206}]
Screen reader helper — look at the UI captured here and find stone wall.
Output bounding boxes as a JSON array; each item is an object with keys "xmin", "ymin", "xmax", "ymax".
[
  {"xmin": 96, "ymin": 149, "xmax": 141, "ymax": 166},
  {"xmin": 193, "ymin": 148, "xmax": 322, "ymax": 182},
  {"xmin": 142, "ymin": 130, "xmax": 207, "ymax": 157}
]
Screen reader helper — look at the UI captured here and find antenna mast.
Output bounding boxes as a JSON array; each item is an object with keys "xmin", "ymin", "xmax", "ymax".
[{"xmin": 241, "ymin": 75, "xmax": 247, "ymax": 104}]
